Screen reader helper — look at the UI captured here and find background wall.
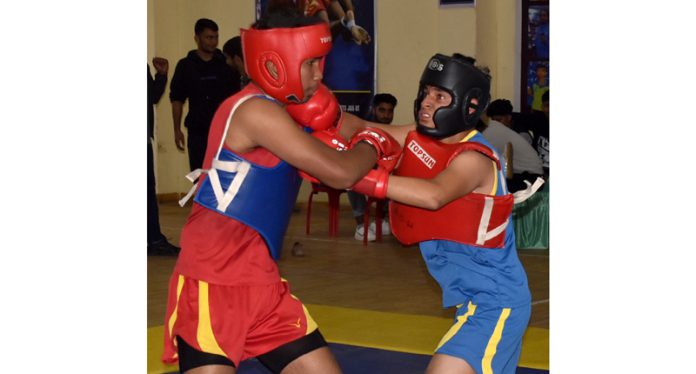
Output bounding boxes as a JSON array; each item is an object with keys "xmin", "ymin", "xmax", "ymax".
[{"xmin": 147, "ymin": 0, "xmax": 521, "ymax": 199}]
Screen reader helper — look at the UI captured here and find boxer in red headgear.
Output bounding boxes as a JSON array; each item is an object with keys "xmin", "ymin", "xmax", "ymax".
[{"xmin": 161, "ymin": 7, "xmax": 401, "ymax": 374}]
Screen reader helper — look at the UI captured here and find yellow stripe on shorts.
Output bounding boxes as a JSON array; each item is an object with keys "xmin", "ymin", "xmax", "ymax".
[
  {"xmin": 166, "ymin": 275, "xmax": 186, "ymax": 358},
  {"xmin": 196, "ymin": 280, "xmax": 226, "ymax": 356},
  {"xmin": 435, "ymin": 301, "xmax": 477, "ymax": 351},
  {"xmin": 481, "ymin": 307, "xmax": 511, "ymax": 374},
  {"xmin": 283, "ymin": 277, "xmax": 319, "ymax": 335}
]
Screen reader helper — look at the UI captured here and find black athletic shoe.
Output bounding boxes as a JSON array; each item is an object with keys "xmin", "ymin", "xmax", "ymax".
[{"xmin": 147, "ymin": 239, "xmax": 180, "ymax": 256}]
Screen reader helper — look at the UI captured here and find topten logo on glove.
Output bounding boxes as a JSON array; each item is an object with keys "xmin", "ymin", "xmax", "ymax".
[
  {"xmin": 320, "ymin": 36, "xmax": 332, "ymax": 44},
  {"xmin": 407, "ymin": 139, "xmax": 436, "ymax": 169},
  {"xmin": 428, "ymin": 58, "xmax": 444, "ymax": 71}
]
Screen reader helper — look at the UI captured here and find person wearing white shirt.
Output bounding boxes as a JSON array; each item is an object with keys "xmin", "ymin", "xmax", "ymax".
[{"xmin": 482, "ymin": 99, "xmax": 544, "ymax": 192}]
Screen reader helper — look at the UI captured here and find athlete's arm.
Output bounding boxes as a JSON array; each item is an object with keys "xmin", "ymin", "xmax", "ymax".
[
  {"xmin": 227, "ymin": 97, "xmax": 377, "ymax": 189},
  {"xmin": 385, "ymin": 151, "xmax": 494, "ymax": 210}
]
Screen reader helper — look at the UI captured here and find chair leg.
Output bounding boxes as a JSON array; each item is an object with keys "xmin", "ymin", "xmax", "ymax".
[
  {"xmin": 306, "ymin": 192, "xmax": 315, "ymax": 235},
  {"xmin": 375, "ymin": 200, "xmax": 383, "ymax": 241},
  {"xmin": 363, "ymin": 206, "xmax": 371, "ymax": 246},
  {"xmin": 328, "ymin": 191, "xmax": 340, "ymax": 236}
]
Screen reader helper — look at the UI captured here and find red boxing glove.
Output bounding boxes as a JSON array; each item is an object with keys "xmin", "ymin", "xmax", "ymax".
[
  {"xmin": 350, "ymin": 168, "xmax": 389, "ymax": 199},
  {"xmin": 349, "ymin": 127, "xmax": 402, "ymax": 172},
  {"xmin": 298, "ymin": 128, "xmax": 350, "ymax": 183},
  {"xmin": 312, "ymin": 127, "xmax": 349, "ymax": 151},
  {"xmin": 286, "ymin": 84, "xmax": 341, "ymax": 131}
]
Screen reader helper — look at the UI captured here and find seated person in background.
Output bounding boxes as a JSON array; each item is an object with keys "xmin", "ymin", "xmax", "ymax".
[
  {"xmin": 483, "ymin": 99, "xmax": 544, "ymax": 193},
  {"xmin": 347, "ymin": 93, "xmax": 397, "ymax": 241}
]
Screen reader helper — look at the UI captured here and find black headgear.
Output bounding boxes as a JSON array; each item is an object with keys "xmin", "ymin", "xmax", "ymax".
[{"xmin": 414, "ymin": 54, "xmax": 491, "ymax": 139}]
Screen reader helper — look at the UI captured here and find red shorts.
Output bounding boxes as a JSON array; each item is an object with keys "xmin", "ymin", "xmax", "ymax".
[{"xmin": 161, "ymin": 273, "xmax": 319, "ymax": 366}]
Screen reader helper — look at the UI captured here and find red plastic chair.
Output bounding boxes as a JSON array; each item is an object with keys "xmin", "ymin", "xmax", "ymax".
[
  {"xmin": 305, "ymin": 183, "xmax": 346, "ymax": 237},
  {"xmin": 361, "ymin": 197, "xmax": 386, "ymax": 245}
]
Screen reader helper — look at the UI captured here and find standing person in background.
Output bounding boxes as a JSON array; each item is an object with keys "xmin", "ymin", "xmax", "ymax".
[
  {"xmin": 347, "ymin": 93, "xmax": 397, "ymax": 241},
  {"xmin": 170, "ymin": 18, "xmax": 237, "ymax": 172},
  {"xmin": 222, "ymin": 36, "xmax": 249, "ymax": 90},
  {"xmin": 148, "ymin": 57, "xmax": 180, "ymax": 256}
]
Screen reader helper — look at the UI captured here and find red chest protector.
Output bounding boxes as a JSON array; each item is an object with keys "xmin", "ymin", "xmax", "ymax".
[{"xmin": 390, "ymin": 131, "xmax": 514, "ymax": 248}]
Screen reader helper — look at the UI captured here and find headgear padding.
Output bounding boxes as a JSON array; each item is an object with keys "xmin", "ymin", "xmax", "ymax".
[
  {"xmin": 414, "ymin": 54, "xmax": 491, "ymax": 139},
  {"xmin": 241, "ymin": 23, "xmax": 332, "ymax": 104}
]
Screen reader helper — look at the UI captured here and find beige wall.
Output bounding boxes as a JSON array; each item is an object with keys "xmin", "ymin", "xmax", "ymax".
[{"xmin": 148, "ymin": 0, "xmax": 521, "ymax": 199}]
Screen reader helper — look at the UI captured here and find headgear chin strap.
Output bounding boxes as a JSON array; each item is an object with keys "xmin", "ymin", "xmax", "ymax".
[
  {"xmin": 414, "ymin": 54, "xmax": 491, "ymax": 139},
  {"xmin": 241, "ymin": 23, "xmax": 332, "ymax": 104}
]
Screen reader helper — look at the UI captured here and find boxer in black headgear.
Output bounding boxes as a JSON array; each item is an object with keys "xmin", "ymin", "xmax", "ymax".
[
  {"xmin": 344, "ymin": 52, "xmax": 537, "ymax": 374},
  {"xmin": 414, "ymin": 53, "xmax": 491, "ymax": 139}
]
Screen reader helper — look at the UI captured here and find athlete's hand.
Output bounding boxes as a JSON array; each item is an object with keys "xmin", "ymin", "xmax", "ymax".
[
  {"xmin": 286, "ymin": 84, "xmax": 341, "ymax": 131},
  {"xmin": 349, "ymin": 127, "xmax": 402, "ymax": 172}
]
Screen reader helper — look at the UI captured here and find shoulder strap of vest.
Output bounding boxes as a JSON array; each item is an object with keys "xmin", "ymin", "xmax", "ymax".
[{"xmin": 447, "ymin": 142, "xmax": 501, "ymax": 170}]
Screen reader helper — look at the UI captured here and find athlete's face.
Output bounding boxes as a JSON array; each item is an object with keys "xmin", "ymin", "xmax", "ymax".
[
  {"xmin": 301, "ymin": 57, "xmax": 324, "ymax": 100},
  {"xmin": 417, "ymin": 85, "xmax": 453, "ymax": 128}
]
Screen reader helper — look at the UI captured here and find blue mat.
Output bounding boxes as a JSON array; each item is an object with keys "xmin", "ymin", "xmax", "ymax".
[{"xmin": 168, "ymin": 343, "xmax": 548, "ymax": 374}]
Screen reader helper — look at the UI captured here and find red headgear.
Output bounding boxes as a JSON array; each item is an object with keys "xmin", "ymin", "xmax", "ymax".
[{"xmin": 241, "ymin": 23, "xmax": 332, "ymax": 104}]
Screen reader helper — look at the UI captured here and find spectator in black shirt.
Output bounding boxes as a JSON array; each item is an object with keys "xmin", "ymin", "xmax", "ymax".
[
  {"xmin": 170, "ymin": 18, "xmax": 237, "ymax": 172},
  {"xmin": 148, "ymin": 58, "xmax": 179, "ymax": 256}
]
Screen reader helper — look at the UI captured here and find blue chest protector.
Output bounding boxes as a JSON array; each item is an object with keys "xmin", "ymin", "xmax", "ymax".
[{"xmin": 180, "ymin": 93, "xmax": 303, "ymax": 260}]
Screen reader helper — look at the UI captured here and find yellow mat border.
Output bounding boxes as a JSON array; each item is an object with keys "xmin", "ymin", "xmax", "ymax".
[{"xmin": 148, "ymin": 304, "xmax": 548, "ymax": 373}]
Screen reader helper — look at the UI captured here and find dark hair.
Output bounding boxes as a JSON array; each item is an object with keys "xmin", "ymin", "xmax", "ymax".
[
  {"xmin": 223, "ymin": 36, "xmax": 243, "ymax": 60},
  {"xmin": 541, "ymin": 90, "xmax": 549, "ymax": 103},
  {"xmin": 254, "ymin": 5, "xmax": 323, "ymax": 29},
  {"xmin": 451, "ymin": 53, "xmax": 491, "ymax": 77},
  {"xmin": 373, "ymin": 93, "xmax": 397, "ymax": 107},
  {"xmin": 195, "ymin": 18, "xmax": 219, "ymax": 35},
  {"xmin": 486, "ymin": 99, "xmax": 514, "ymax": 117},
  {"xmin": 452, "ymin": 53, "xmax": 477, "ymax": 65}
]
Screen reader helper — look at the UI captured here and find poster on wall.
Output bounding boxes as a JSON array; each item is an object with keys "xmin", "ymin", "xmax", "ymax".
[
  {"xmin": 439, "ymin": 0, "xmax": 475, "ymax": 6},
  {"xmin": 521, "ymin": 0, "xmax": 549, "ymax": 113},
  {"xmin": 255, "ymin": 0, "xmax": 376, "ymax": 119}
]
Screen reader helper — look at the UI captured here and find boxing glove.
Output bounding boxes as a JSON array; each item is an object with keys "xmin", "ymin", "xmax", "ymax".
[
  {"xmin": 350, "ymin": 168, "xmax": 389, "ymax": 199},
  {"xmin": 286, "ymin": 84, "xmax": 341, "ymax": 131},
  {"xmin": 349, "ymin": 127, "xmax": 402, "ymax": 172}
]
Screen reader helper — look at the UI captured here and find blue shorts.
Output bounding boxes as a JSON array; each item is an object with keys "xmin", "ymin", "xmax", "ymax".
[{"xmin": 435, "ymin": 301, "xmax": 531, "ymax": 374}]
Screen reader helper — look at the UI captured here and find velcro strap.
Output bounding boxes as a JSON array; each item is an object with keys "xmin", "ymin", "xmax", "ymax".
[
  {"xmin": 214, "ymin": 161, "xmax": 251, "ymax": 212},
  {"xmin": 476, "ymin": 196, "xmax": 510, "ymax": 246},
  {"xmin": 513, "ymin": 177, "xmax": 545, "ymax": 204},
  {"xmin": 178, "ymin": 169, "xmax": 206, "ymax": 207}
]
